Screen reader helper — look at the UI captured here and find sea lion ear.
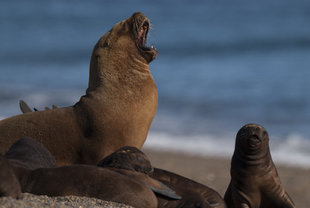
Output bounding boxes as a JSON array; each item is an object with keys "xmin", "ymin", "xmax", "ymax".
[{"xmin": 146, "ymin": 177, "xmax": 182, "ymax": 200}]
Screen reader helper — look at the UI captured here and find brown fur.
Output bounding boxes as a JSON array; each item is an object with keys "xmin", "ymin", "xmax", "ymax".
[
  {"xmin": 0, "ymin": 155, "xmax": 22, "ymax": 199},
  {"xmin": 0, "ymin": 12, "xmax": 158, "ymax": 165},
  {"xmin": 10, "ymin": 163, "xmax": 158, "ymax": 208},
  {"xmin": 224, "ymin": 124, "xmax": 295, "ymax": 208},
  {"xmin": 152, "ymin": 169, "xmax": 227, "ymax": 208}
]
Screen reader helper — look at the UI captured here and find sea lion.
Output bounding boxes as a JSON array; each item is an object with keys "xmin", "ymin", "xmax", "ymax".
[
  {"xmin": 98, "ymin": 146, "xmax": 227, "ymax": 208},
  {"xmin": 1, "ymin": 139, "xmax": 180, "ymax": 208},
  {"xmin": 224, "ymin": 124, "xmax": 295, "ymax": 208},
  {"xmin": 0, "ymin": 12, "xmax": 158, "ymax": 165}
]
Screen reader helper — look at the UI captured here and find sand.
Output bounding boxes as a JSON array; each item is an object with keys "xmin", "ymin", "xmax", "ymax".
[
  {"xmin": 144, "ymin": 148, "xmax": 310, "ymax": 208},
  {"xmin": 0, "ymin": 193, "xmax": 134, "ymax": 208}
]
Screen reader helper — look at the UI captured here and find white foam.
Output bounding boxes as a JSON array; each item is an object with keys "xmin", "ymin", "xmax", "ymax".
[
  {"xmin": 145, "ymin": 131, "xmax": 310, "ymax": 169},
  {"xmin": 271, "ymin": 133, "xmax": 310, "ymax": 168},
  {"xmin": 145, "ymin": 131, "xmax": 234, "ymax": 158}
]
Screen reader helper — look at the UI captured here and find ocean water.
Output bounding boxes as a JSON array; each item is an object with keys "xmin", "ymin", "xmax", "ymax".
[{"xmin": 1, "ymin": 0, "xmax": 310, "ymax": 168}]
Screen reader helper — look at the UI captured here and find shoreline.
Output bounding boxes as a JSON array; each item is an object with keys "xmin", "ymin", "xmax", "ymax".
[{"xmin": 143, "ymin": 148, "xmax": 310, "ymax": 208}]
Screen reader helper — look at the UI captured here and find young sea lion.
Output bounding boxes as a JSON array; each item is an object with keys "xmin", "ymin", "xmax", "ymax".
[
  {"xmin": 0, "ymin": 155, "xmax": 22, "ymax": 199},
  {"xmin": 0, "ymin": 12, "xmax": 158, "ymax": 165},
  {"xmin": 224, "ymin": 124, "xmax": 295, "ymax": 208},
  {"xmin": 5, "ymin": 137, "xmax": 57, "ymax": 170},
  {"xmin": 1, "ymin": 138, "xmax": 180, "ymax": 208},
  {"xmin": 98, "ymin": 146, "xmax": 227, "ymax": 208}
]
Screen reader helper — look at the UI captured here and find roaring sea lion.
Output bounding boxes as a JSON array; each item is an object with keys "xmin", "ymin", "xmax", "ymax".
[
  {"xmin": 224, "ymin": 124, "xmax": 295, "ymax": 208},
  {"xmin": 0, "ymin": 12, "xmax": 158, "ymax": 165},
  {"xmin": 1, "ymin": 139, "xmax": 180, "ymax": 208},
  {"xmin": 98, "ymin": 146, "xmax": 227, "ymax": 208}
]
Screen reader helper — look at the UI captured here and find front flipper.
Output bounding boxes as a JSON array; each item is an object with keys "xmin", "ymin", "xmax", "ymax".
[
  {"xmin": 149, "ymin": 179, "xmax": 182, "ymax": 200},
  {"xmin": 261, "ymin": 189, "xmax": 295, "ymax": 208}
]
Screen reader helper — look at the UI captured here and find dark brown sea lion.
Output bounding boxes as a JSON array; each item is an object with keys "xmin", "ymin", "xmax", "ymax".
[
  {"xmin": 224, "ymin": 124, "xmax": 295, "ymax": 208},
  {"xmin": 0, "ymin": 12, "xmax": 158, "ymax": 165},
  {"xmin": 0, "ymin": 155, "xmax": 22, "ymax": 199},
  {"xmin": 5, "ymin": 137, "xmax": 57, "ymax": 170},
  {"xmin": 1, "ymin": 139, "xmax": 180, "ymax": 208},
  {"xmin": 98, "ymin": 146, "xmax": 227, "ymax": 208}
]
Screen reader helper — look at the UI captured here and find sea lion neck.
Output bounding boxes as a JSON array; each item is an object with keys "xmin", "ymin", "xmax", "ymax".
[{"xmin": 86, "ymin": 37, "xmax": 153, "ymax": 93}]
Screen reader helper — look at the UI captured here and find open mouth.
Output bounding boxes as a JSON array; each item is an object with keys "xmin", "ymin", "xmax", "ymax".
[{"xmin": 136, "ymin": 20, "xmax": 154, "ymax": 52}]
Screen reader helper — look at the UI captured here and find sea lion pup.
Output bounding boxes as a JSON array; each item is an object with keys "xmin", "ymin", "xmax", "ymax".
[
  {"xmin": 152, "ymin": 169, "xmax": 227, "ymax": 208},
  {"xmin": 224, "ymin": 124, "xmax": 295, "ymax": 208},
  {"xmin": 98, "ymin": 146, "xmax": 227, "ymax": 208},
  {"xmin": 5, "ymin": 137, "xmax": 57, "ymax": 170},
  {"xmin": 0, "ymin": 12, "xmax": 158, "ymax": 165},
  {"xmin": 2, "ymin": 139, "xmax": 179, "ymax": 208}
]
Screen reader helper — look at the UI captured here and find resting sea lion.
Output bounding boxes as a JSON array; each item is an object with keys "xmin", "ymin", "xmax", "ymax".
[
  {"xmin": 98, "ymin": 146, "xmax": 227, "ymax": 208},
  {"xmin": 0, "ymin": 12, "xmax": 158, "ymax": 165},
  {"xmin": 0, "ymin": 155, "xmax": 22, "ymax": 199},
  {"xmin": 1, "ymin": 139, "xmax": 180, "ymax": 208},
  {"xmin": 5, "ymin": 137, "xmax": 57, "ymax": 170},
  {"xmin": 224, "ymin": 124, "xmax": 295, "ymax": 208}
]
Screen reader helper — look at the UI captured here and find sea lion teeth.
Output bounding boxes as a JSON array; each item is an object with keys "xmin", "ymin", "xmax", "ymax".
[
  {"xmin": 224, "ymin": 124, "xmax": 296, "ymax": 208},
  {"xmin": 0, "ymin": 12, "xmax": 158, "ymax": 165}
]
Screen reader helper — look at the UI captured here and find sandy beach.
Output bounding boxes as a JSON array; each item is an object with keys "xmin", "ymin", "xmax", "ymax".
[{"xmin": 144, "ymin": 148, "xmax": 310, "ymax": 208}]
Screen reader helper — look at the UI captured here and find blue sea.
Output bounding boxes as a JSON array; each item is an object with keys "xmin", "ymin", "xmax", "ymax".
[{"xmin": 1, "ymin": 0, "xmax": 310, "ymax": 168}]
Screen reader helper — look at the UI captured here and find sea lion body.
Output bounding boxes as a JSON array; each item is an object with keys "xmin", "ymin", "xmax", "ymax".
[
  {"xmin": 98, "ymin": 146, "xmax": 226, "ymax": 208},
  {"xmin": 152, "ymin": 168, "xmax": 227, "ymax": 208},
  {"xmin": 1, "ymin": 139, "xmax": 183, "ymax": 208},
  {"xmin": 0, "ymin": 12, "xmax": 158, "ymax": 165},
  {"xmin": 224, "ymin": 124, "xmax": 295, "ymax": 208}
]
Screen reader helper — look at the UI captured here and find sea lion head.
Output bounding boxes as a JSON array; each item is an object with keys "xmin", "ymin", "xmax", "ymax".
[
  {"xmin": 97, "ymin": 146, "xmax": 153, "ymax": 174},
  {"xmin": 235, "ymin": 124, "xmax": 270, "ymax": 156},
  {"xmin": 98, "ymin": 12, "xmax": 157, "ymax": 63}
]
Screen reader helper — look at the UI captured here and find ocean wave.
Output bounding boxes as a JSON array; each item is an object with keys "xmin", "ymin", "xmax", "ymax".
[{"xmin": 145, "ymin": 131, "xmax": 310, "ymax": 169}]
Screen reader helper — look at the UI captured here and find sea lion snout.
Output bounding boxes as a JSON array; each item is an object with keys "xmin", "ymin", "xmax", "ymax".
[
  {"xmin": 237, "ymin": 124, "xmax": 269, "ymax": 150},
  {"xmin": 131, "ymin": 12, "xmax": 157, "ymax": 62},
  {"xmin": 103, "ymin": 12, "xmax": 157, "ymax": 63}
]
